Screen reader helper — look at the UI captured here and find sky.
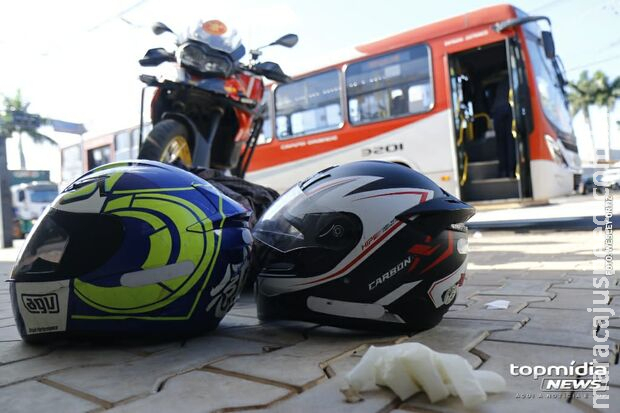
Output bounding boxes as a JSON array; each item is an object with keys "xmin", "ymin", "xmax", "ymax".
[{"xmin": 1, "ymin": 0, "xmax": 619, "ymax": 176}]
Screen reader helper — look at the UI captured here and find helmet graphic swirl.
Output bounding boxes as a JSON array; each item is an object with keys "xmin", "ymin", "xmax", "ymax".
[
  {"xmin": 10, "ymin": 160, "xmax": 252, "ymax": 341},
  {"xmin": 253, "ymin": 161, "xmax": 475, "ymax": 332}
]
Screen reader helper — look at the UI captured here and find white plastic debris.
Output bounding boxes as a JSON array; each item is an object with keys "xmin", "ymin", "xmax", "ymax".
[
  {"xmin": 484, "ymin": 299, "xmax": 510, "ymax": 310},
  {"xmin": 344, "ymin": 343, "xmax": 506, "ymax": 408}
]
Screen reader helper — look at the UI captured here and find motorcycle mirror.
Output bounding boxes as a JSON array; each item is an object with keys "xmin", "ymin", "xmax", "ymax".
[
  {"xmin": 152, "ymin": 22, "xmax": 174, "ymax": 36},
  {"xmin": 139, "ymin": 74, "xmax": 159, "ymax": 86},
  {"xmin": 254, "ymin": 61, "xmax": 292, "ymax": 83},
  {"xmin": 139, "ymin": 48, "xmax": 175, "ymax": 67},
  {"xmin": 270, "ymin": 33, "xmax": 298, "ymax": 48}
]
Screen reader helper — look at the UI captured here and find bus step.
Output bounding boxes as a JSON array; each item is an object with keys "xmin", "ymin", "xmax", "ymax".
[
  {"xmin": 462, "ymin": 177, "xmax": 519, "ymax": 202},
  {"xmin": 468, "ymin": 160, "xmax": 500, "ymax": 181},
  {"xmin": 465, "ymin": 137, "xmax": 497, "ymax": 162}
]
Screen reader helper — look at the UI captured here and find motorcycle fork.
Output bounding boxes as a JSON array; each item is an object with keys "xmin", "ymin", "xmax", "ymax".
[{"xmin": 160, "ymin": 109, "xmax": 223, "ymax": 168}]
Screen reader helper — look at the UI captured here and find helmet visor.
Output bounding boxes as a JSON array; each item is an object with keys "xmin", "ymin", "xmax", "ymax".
[
  {"xmin": 11, "ymin": 208, "xmax": 124, "ymax": 281},
  {"xmin": 254, "ymin": 185, "xmax": 360, "ymax": 253}
]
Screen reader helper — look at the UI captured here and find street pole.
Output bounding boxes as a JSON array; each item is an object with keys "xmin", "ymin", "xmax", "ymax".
[{"xmin": 0, "ymin": 136, "xmax": 13, "ymax": 248}]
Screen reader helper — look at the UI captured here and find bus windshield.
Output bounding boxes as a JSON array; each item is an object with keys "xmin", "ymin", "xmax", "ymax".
[
  {"xmin": 524, "ymin": 31, "xmax": 572, "ymax": 134},
  {"xmin": 29, "ymin": 189, "xmax": 58, "ymax": 203}
]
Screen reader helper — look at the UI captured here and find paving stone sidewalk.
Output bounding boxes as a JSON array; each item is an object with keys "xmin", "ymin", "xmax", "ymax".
[{"xmin": 0, "ymin": 230, "xmax": 617, "ymax": 412}]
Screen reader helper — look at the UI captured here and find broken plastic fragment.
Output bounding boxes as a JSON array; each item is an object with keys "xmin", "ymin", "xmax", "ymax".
[{"xmin": 344, "ymin": 343, "xmax": 506, "ymax": 408}]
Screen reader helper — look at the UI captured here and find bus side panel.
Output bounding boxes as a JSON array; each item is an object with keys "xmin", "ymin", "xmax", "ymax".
[{"xmin": 246, "ymin": 110, "xmax": 456, "ymax": 194}]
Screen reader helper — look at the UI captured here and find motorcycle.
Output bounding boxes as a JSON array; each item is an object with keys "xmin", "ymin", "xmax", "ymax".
[{"xmin": 137, "ymin": 20, "xmax": 297, "ymax": 177}]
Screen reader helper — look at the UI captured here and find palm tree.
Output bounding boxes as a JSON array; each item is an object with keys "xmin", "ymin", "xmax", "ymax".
[
  {"xmin": 568, "ymin": 71, "xmax": 597, "ymax": 158},
  {"xmin": 591, "ymin": 71, "xmax": 620, "ymax": 160},
  {"xmin": 0, "ymin": 90, "xmax": 56, "ymax": 169}
]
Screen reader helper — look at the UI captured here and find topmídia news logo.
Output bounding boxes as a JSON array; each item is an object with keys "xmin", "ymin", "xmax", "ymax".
[{"xmin": 510, "ymin": 363, "xmax": 608, "ymax": 392}]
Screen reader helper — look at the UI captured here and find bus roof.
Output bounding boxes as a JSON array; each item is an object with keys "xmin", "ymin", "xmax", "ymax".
[
  {"xmin": 10, "ymin": 181, "xmax": 57, "ymax": 190},
  {"xmin": 289, "ymin": 4, "xmax": 521, "ymax": 78},
  {"xmin": 356, "ymin": 4, "xmax": 519, "ymax": 55}
]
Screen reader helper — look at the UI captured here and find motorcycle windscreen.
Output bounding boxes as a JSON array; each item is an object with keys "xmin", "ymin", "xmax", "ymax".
[
  {"xmin": 187, "ymin": 21, "xmax": 245, "ymax": 60},
  {"xmin": 11, "ymin": 208, "xmax": 124, "ymax": 281},
  {"xmin": 253, "ymin": 185, "xmax": 362, "ymax": 254}
]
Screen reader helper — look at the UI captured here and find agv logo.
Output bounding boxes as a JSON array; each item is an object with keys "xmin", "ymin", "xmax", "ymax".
[{"xmin": 21, "ymin": 294, "xmax": 60, "ymax": 314}]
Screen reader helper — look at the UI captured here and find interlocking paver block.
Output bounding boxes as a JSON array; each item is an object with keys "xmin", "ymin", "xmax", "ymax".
[
  {"xmin": 46, "ymin": 335, "xmax": 267, "ymax": 404},
  {"xmin": 530, "ymin": 289, "xmax": 620, "ymax": 312},
  {"xmin": 444, "ymin": 308, "xmax": 529, "ymax": 324},
  {"xmin": 217, "ymin": 314, "xmax": 262, "ymax": 329},
  {"xmin": 517, "ymin": 308, "xmax": 597, "ymax": 333},
  {"xmin": 469, "ymin": 294, "xmax": 550, "ymax": 312},
  {"xmin": 0, "ymin": 325, "xmax": 21, "ymax": 342},
  {"xmin": 438, "ymin": 318, "xmax": 522, "ymax": 332},
  {"xmin": 246, "ymin": 375, "xmax": 396, "ymax": 413},
  {"xmin": 0, "ymin": 341, "xmax": 51, "ymax": 365},
  {"xmin": 227, "ymin": 300, "xmax": 259, "ymax": 319},
  {"xmin": 215, "ymin": 319, "xmax": 316, "ymax": 346},
  {"xmin": 463, "ymin": 274, "xmax": 507, "ymax": 286},
  {"xmin": 467, "ymin": 270, "xmax": 569, "ymax": 282},
  {"xmin": 0, "ymin": 380, "xmax": 99, "ymax": 413},
  {"xmin": 443, "ymin": 294, "xmax": 539, "ymax": 324},
  {"xmin": 488, "ymin": 326, "xmax": 598, "ymax": 350},
  {"xmin": 454, "ymin": 285, "xmax": 484, "ymax": 305},
  {"xmin": 212, "ymin": 327, "xmax": 401, "ymax": 390},
  {"xmin": 106, "ymin": 370, "xmax": 291, "ymax": 413},
  {"xmin": 402, "ymin": 326, "xmax": 489, "ymax": 368},
  {"xmin": 551, "ymin": 277, "xmax": 620, "ymax": 291},
  {"xmin": 0, "ymin": 347, "xmax": 140, "ymax": 387},
  {"xmin": 473, "ymin": 280, "xmax": 555, "ymax": 297}
]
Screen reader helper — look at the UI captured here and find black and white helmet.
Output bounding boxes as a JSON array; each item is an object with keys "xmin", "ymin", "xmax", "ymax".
[{"xmin": 252, "ymin": 161, "xmax": 475, "ymax": 332}]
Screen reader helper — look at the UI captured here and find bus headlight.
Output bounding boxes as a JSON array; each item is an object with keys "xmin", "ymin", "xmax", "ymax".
[{"xmin": 544, "ymin": 134, "xmax": 568, "ymax": 166}]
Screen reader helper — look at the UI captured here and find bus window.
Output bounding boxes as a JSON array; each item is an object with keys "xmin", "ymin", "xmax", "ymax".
[
  {"xmin": 61, "ymin": 144, "xmax": 82, "ymax": 184},
  {"xmin": 274, "ymin": 70, "xmax": 342, "ymax": 139},
  {"xmin": 87, "ymin": 145, "xmax": 111, "ymax": 169},
  {"xmin": 257, "ymin": 90, "xmax": 273, "ymax": 145},
  {"xmin": 524, "ymin": 33, "xmax": 572, "ymax": 135},
  {"xmin": 115, "ymin": 130, "xmax": 132, "ymax": 161},
  {"xmin": 130, "ymin": 127, "xmax": 141, "ymax": 157},
  {"xmin": 346, "ymin": 45, "xmax": 433, "ymax": 125}
]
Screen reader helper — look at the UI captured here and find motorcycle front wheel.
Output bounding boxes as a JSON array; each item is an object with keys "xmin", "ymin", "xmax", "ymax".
[{"xmin": 138, "ymin": 119, "xmax": 193, "ymax": 167}]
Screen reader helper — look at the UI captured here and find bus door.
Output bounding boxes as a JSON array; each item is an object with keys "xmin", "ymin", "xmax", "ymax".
[
  {"xmin": 506, "ymin": 35, "xmax": 533, "ymax": 199},
  {"xmin": 448, "ymin": 41, "xmax": 525, "ymax": 202}
]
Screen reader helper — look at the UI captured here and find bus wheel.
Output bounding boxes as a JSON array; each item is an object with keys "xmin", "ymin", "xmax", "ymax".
[{"xmin": 139, "ymin": 119, "xmax": 193, "ymax": 167}]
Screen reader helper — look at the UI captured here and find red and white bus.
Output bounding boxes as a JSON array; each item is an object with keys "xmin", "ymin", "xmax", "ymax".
[
  {"xmin": 245, "ymin": 4, "xmax": 580, "ymax": 202},
  {"xmin": 60, "ymin": 124, "xmax": 152, "ymax": 188}
]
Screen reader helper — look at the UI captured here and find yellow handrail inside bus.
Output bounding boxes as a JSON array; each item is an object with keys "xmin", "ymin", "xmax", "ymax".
[
  {"xmin": 473, "ymin": 112, "xmax": 493, "ymax": 130},
  {"xmin": 457, "ymin": 121, "xmax": 465, "ymax": 146},
  {"xmin": 455, "ymin": 109, "xmax": 470, "ymax": 185},
  {"xmin": 459, "ymin": 153, "xmax": 469, "ymax": 186}
]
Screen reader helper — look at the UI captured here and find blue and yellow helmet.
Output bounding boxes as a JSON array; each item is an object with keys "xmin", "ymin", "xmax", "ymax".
[{"xmin": 9, "ymin": 160, "xmax": 252, "ymax": 342}]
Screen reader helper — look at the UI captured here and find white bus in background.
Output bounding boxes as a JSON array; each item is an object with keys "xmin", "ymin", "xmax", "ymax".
[{"xmin": 10, "ymin": 181, "xmax": 58, "ymax": 237}]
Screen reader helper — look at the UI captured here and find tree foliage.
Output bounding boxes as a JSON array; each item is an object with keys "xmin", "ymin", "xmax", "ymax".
[
  {"xmin": 1, "ymin": 90, "xmax": 56, "ymax": 145},
  {"xmin": 0, "ymin": 90, "xmax": 56, "ymax": 169},
  {"xmin": 567, "ymin": 70, "xmax": 620, "ymax": 159}
]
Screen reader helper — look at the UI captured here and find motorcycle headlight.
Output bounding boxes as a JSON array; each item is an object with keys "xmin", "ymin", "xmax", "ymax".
[{"xmin": 179, "ymin": 43, "xmax": 233, "ymax": 77}]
